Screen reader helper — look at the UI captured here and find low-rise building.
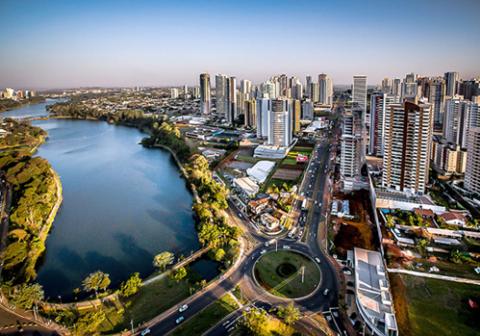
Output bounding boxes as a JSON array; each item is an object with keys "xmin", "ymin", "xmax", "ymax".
[{"xmin": 233, "ymin": 177, "xmax": 259, "ymax": 197}]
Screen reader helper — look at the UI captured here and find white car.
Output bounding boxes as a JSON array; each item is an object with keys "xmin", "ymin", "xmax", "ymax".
[
  {"xmin": 315, "ymin": 257, "xmax": 321, "ymax": 264},
  {"xmin": 178, "ymin": 304, "xmax": 189, "ymax": 312},
  {"xmin": 260, "ymin": 249, "xmax": 267, "ymax": 255},
  {"xmin": 283, "ymin": 245, "xmax": 291, "ymax": 250},
  {"xmin": 140, "ymin": 329, "xmax": 151, "ymax": 336},
  {"xmin": 176, "ymin": 316, "xmax": 185, "ymax": 324},
  {"xmin": 323, "ymin": 288, "xmax": 330, "ymax": 296}
]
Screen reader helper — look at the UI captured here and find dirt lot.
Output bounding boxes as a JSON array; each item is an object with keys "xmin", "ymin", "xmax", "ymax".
[
  {"xmin": 272, "ymin": 168, "xmax": 303, "ymax": 181},
  {"xmin": 332, "ymin": 190, "xmax": 379, "ymax": 257}
]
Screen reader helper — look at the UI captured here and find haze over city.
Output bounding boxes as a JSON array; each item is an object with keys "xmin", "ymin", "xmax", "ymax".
[{"xmin": 1, "ymin": 0, "xmax": 480, "ymax": 89}]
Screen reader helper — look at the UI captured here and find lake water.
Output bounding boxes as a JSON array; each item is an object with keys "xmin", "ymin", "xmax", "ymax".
[{"xmin": 2, "ymin": 100, "xmax": 201, "ymax": 299}]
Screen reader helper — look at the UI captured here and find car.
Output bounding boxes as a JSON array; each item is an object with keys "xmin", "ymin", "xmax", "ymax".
[
  {"xmin": 323, "ymin": 288, "xmax": 329, "ymax": 296},
  {"xmin": 260, "ymin": 249, "xmax": 267, "ymax": 255},
  {"xmin": 283, "ymin": 245, "xmax": 291, "ymax": 250},
  {"xmin": 179, "ymin": 304, "xmax": 189, "ymax": 312},
  {"xmin": 140, "ymin": 328, "xmax": 151, "ymax": 336},
  {"xmin": 315, "ymin": 257, "xmax": 321, "ymax": 264},
  {"xmin": 176, "ymin": 316, "xmax": 185, "ymax": 324}
]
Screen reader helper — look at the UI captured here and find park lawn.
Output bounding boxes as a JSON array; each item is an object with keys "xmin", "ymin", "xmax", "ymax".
[
  {"xmin": 230, "ymin": 314, "xmax": 295, "ymax": 336},
  {"xmin": 391, "ymin": 274, "xmax": 480, "ymax": 336},
  {"xmin": 113, "ymin": 276, "xmax": 192, "ymax": 331},
  {"xmin": 171, "ymin": 294, "xmax": 239, "ymax": 336},
  {"xmin": 254, "ymin": 250, "xmax": 321, "ymax": 298}
]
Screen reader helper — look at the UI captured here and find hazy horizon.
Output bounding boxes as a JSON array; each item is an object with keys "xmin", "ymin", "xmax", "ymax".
[{"xmin": 1, "ymin": 0, "xmax": 480, "ymax": 90}]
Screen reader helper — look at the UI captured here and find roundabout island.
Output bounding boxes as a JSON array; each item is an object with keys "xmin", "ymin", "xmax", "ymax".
[{"xmin": 253, "ymin": 249, "xmax": 322, "ymax": 299}]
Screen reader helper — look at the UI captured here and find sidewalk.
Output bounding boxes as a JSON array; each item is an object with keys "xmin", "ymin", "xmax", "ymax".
[{"xmin": 387, "ymin": 268, "xmax": 480, "ymax": 285}]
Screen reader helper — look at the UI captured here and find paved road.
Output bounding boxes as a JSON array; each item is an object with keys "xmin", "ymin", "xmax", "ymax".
[{"xmin": 146, "ymin": 120, "xmax": 346, "ymax": 336}]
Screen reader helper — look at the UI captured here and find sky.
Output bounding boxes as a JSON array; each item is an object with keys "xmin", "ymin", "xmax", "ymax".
[{"xmin": 1, "ymin": 0, "xmax": 479, "ymax": 89}]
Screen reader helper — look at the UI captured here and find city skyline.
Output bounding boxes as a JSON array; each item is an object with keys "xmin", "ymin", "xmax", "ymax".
[{"xmin": 1, "ymin": 0, "xmax": 480, "ymax": 89}]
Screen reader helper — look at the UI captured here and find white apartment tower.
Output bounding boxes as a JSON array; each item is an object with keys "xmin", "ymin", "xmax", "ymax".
[
  {"xmin": 352, "ymin": 75, "xmax": 367, "ymax": 120},
  {"xmin": 268, "ymin": 98, "xmax": 292, "ymax": 147},
  {"xmin": 318, "ymin": 73, "xmax": 333, "ymax": 106},
  {"xmin": 256, "ymin": 97, "xmax": 271, "ymax": 139},
  {"xmin": 444, "ymin": 97, "xmax": 480, "ymax": 148},
  {"xmin": 369, "ymin": 92, "xmax": 398, "ymax": 156},
  {"xmin": 340, "ymin": 109, "xmax": 364, "ymax": 179},
  {"xmin": 465, "ymin": 127, "xmax": 480, "ymax": 194},
  {"xmin": 215, "ymin": 74, "xmax": 228, "ymax": 119},
  {"xmin": 382, "ymin": 101, "xmax": 433, "ymax": 194}
]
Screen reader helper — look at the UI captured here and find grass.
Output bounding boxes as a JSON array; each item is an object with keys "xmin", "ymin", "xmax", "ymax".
[
  {"xmin": 230, "ymin": 314, "xmax": 295, "ymax": 336},
  {"xmin": 254, "ymin": 250, "xmax": 321, "ymax": 298},
  {"xmin": 390, "ymin": 274, "xmax": 480, "ymax": 336},
  {"xmin": 411, "ymin": 258, "xmax": 480, "ymax": 280},
  {"xmin": 113, "ymin": 275, "xmax": 192, "ymax": 331},
  {"xmin": 171, "ymin": 294, "xmax": 239, "ymax": 336}
]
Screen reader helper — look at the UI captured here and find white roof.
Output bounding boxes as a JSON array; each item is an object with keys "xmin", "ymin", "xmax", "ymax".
[{"xmin": 247, "ymin": 160, "xmax": 275, "ymax": 183}]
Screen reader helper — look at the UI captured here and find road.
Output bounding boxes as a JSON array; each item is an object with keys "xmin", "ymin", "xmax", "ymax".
[{"xmin": 145, "ymin": 117, "xmax": 346, "ymax": 336}]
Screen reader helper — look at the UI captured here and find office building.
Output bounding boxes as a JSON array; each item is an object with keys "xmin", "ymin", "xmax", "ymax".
[
  {"xmin": 465, "ymin": 127, "xmax": 480, "ymax": 194},
  {"xmin": 268, "ymin": 98, "xmax": 292, "ymax": 147},
  {"xmin": 199, "ymin": 73, "xmax": 211, "ymax": 114},
  {"xmin": 318, "ymin": 73, "xmax": 333, "ymax": 106},
  {"xmin": 215, "ymin": 74, "xmax": 228, "ymax": 119},
  {"xmin": 369, "ymin": 93, "xmax": 397, "ymax": 156},
  {"xmin": 382, "ymin": 101, "xmax": 433, "ymax": 195},
  {"xmin": 227, "ymin": 76, "xmax": 237, "ymax": 125},
  {"xmin": 352, "ymin": 75, "xmax": 367, "ymax": 123},
  {"xmin": 444, "ymin": 71, "xmax": 459, "ymax": 97},
  {"xmin": 444, "ymin": 97, "xmax": 480, "ymax": 148}
]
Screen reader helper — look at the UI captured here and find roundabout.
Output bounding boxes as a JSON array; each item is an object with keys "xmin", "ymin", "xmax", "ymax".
[{"xmin": 252, "ymin": 249, "xmax": 322, "ymax": 299}]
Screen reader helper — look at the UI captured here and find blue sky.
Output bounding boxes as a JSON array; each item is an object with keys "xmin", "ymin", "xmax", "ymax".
[{"xmin": 1, "ymin": 0, "xmax": 479, "ymax": 89}]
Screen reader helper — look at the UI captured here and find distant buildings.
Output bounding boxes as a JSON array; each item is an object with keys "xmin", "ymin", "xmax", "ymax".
[
  {"xmin": 199, "ymin": 73, "xmax": 211, "ymax": 114},
  {"xmin": 465, "ymin": 127, "xmax": 480, "ymax": 194},
  {"xmin": 170, "ymin": 88, "xmax": 179, "ymax": 99},
  {"xmin": 382, "ymin": 101, "xmax": 433, "ymax": 195},
  {"xmin": 444, "ymin": 71, "xmax": 459, "ymax": 97},
  {"xmin": 318, "ymin": 73, "xmax": 333, "ymax": 106},
  {"xmin": 428, "ymin": 78, "xmax": 446, "ymax": 130},
  {"xmin": 444, "ymin": 97, "xmax": 479, "ymax": 148},
  {"xmin": 215, "ymin": 74, "xmax": 228, "ymax": 119}
]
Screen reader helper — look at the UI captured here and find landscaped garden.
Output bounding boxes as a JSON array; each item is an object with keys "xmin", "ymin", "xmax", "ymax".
[{"xmin": 253, "ymin": 250, "xmax": 321, "ymax": 298}]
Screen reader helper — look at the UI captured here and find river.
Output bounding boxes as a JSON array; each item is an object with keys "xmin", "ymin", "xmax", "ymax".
[{"xmin": 2, "ymin": 100, "xmax": 201, "ymax": 299}]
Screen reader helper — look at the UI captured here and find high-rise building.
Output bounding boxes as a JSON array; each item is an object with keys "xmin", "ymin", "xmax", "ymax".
[
  {"xmin": 227, "ymin": 76, "xmax": 237, "ymax": 124},
  {"xmin": 459, "ymin": 79, "xmax": 480, "ymax": 100},
  {"xmin": 268, "ymin": 98, "xmax": 292, "ymax": 147},
  {"xmin": 428, "ymin": 78, "xmax": 446, "ymax": 130},
  {"xmin": 381, "ymin": 78, "xmax": 391, "ymax": 93},
  {"xmin": 215, "ymin": 74, "xmax": 228, "ymax": 119},
  {"xmin": 289, "ymin": 99, "xmax": 301, "ymax": 134},
  {"xmin": 352, "ymin": 75, "xmax": 367, "ymax": 123},
  {"xmin": 340, "ymin": 109, "xmax": 364, "ymax": 182},
  {"xmin": 261, "ymin": 80, "xmax": 276, "ymax": 99},
  {"xmin": 244, "ymin": 99, "xmax": 257, "ymax": 128},
  {"xmin": 183, "ymin": 85, "xmax": 189, "ymax": 99},
  {"xmin": 199, "ymin": 73, "xmax": 211, "ymax": 114},
  {"xmin": 318, "ymin": 74, "xmax": 333, "ymax": 106},
  {"xmin": 311, "ymin": 82, "xmax": 319, "ymax": 102},
  {"xmin": 401, "ymin": 73, "xmax": 418, "ymax": 101},
  {"xmin": 391, "ymin": 78, "xmax": 401, "ymax": 98},
  {"xmin": 192, "ymin": 86, "xmax": 200, "ymax": 99},
  {"xmin": 256, "ymin": 97, "xmax": 271, "ymax": 139},
  {"xmin": 382, "ymin": 101, "xmax": 433, "ymax": 194},
  {"xmin": 465, "ymin": 127, "xmax": 480, "ymax": 194},
  {"xmin": 170, "ymin": 88, "xmax": 179, "ymax": 99},
  {"xmin": 444, "ymin": 97, "xmax": 480, "ymax": 148},
  {"xmin": 432, "ymin": 137, "xmax": 467, "ymax": 175},
  {"xmin": 369, "ymin": 92, "xmax": 397, "ymax": 156},
  {"xmin": 306, "ymin": 75, "xmax": 312, "ymax": 99},
  {"xmin": 444, "ymin": 71, "xmax": 459, "ymax": 97},
  {"xmin": 302, "ymin": 100, "xmax": 314, "ymax": 120}
]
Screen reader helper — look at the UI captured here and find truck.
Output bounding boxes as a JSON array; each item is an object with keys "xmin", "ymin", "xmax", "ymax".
[{"xmin": 301, "ymin": 198, "xmax": 309, "ymax": 211}]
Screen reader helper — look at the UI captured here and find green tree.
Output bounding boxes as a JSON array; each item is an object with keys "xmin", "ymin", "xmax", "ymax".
[
  {"xmin": 276, "ymin": 302, "xmax": 301, "ymax": 325},
  {"xmin": 74, "ymin": 309, "xmax": 107, "ymax": 335},
  {"xmin": 9, "ymin": 283, "xmax": 44, "ymax": 309},
  {"xmin": 153, "ymin": 251, "xmax": 174, "ymax": 271},
  {"xmin": 213, "ymin": 248, "xmax": 226, "ymax": 262},
  {"xmin": 119, "ymin": 272, "xmax": 142, "ymax": 297},
  {"xmin": 450, "ymin": 250, "xmax": 463, "ymax": 264},
  {"xmin": 171, "ymin": 267, "xmax": 187, "ymax": 283},
  {"xmin": 82, "ymin": 271, "xmax": 111, "ymax": 297},
  {"xmin": 241, "ymin": 307, "xmax": 269, "ymax": 336}
]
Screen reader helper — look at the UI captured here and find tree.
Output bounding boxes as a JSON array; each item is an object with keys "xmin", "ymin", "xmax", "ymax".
[
  {"xmin": 276, "ymin": 302, "xmax": 301, "ymax": 325},
  {"xmin": 213, "ymin": 248, "xmax": 226, "ymax": 262},
  {"xmin": 171, "ymin": 267, "xmax": 187, "ymax": 283},
  {"xmin": 119, "ymin": 272, "xmax": 142, "ymax": 297},
  {"xmin": 241, "ymin": 307, "xmax": 269, "ymax": 336},
  {"xmin": 386, "ymin": 215, "xmax": 395, "ymax": 229},
  {"xmin": 153, "ymin": 251, "xmax": 174, "ymax": 271},
  {"xmin": 10, "ymin": 283, "xmax": 44, "ymax": 309},
  {"xmin": 82, "ymin": 271, "xmax": 111, "ymax": 297},
  {"xmin": 450, "ymin": 250, "xmax": 463, "ymax": 264}
]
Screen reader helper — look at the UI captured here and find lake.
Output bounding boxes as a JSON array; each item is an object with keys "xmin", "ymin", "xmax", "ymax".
[{"xmin": 2, "ymin": 100, "xmax": 201, "ymax": 299}]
